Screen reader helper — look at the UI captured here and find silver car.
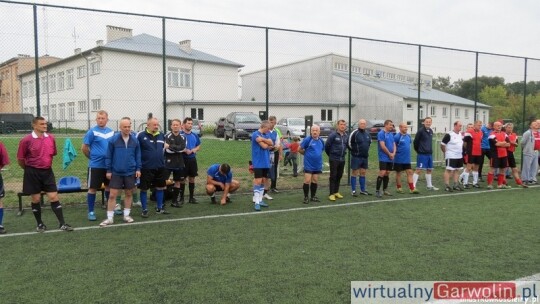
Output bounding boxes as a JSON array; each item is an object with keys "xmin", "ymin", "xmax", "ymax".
[{"xmin": 276, "ymin": 117, "xmax": 306, "ymax": 138}]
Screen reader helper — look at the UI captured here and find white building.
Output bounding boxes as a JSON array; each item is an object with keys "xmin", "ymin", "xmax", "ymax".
[
  {"xmin": 241, "ymin": 53, "xmax": 490, "ymax": 134},
  {"xmin": 19, "ymin": 25, "xmax": 243, "ymax": 130}
]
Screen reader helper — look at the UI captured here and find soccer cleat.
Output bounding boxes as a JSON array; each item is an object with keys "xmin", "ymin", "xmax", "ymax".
[
  {"xmin": 123, "ymin": 216, "xmax": 134, "ymax": 223},
  {"xmin": 133, "ymin": 201, "xmax": 142, "ymax": 208},
  {"xmin": 427, "ymin": 186, "xmax": 439, "ymax": 191},
  {"xmin": 410, "ymin": 188, "xmax": 420, "ymax": 194},
  {"xmin": 0, "ymin": 225, "xmax": 6, "ymax": 234},
  {"xmin": 263, "ymin": 193, "xmax": 273, "ymax": 200},
  {"xmin": 114, "ymin": 204, "xmax": 123, "ymax": 216},
  {"xmin": 141, "ymin": 209, "xmax": 149, "ymax": 218},
  {"xmin": 254, "ymin": 203, "xmax": 261, "ymax": 211},
  {"xmin": 226, "ymin": 196, "xmax": 232, "ymax": 203},
  {"xmin": 328, "ymin": 194, "xmax": 336, "ymax": 201},
  {"xmin": 210, "ymin": 196, "xmax": 217, "ymax": 204},
  {"xmin": 383, "ymin": 190, "xmax": 392, "ymax": 196},
  {"xmin": 88, "ymin": 211, "xmax": 97, "ymax": 221},
  {"xmin": 444, "ymin": 186, "xmax": 453, "ymax": 192},
  {"xmin": 99, "ymin": 219, "xmax": 113, "ymax": 227},
  {"xmin": 303, "ymin": 196, "xmax": 310, "ymax": 204},
  {"xmin": 270, "ymin": 188, "xmax": 280, "ymax": 193},
  {"xmin": 359, "ymin": 190, "xmax": 371, "ymax": 196},
  {"xmin": 486, "ymin": 185, "xmax": 493, "ymax": 190},
  {"xmin": 497, "ymin": 185, "xmax": 511, "ymax": 189},
  {"xmin": 259, "ymin": 201, "xmax": 269, "ymax": 207},
  {"xmin": 188, "ymin": 197, "xmax": 198, "ymax": 204},
  {"xmin": 396, "ymin": 188, "xmax": 404, "ymax": 194},
  {"xmin": 472, "ymin": 184, "xmax": 480, "ymax": 188},
  {"xmin": 156, "ymin": 208, "xmax": 170, "ymax": 215},
  {"xmin": 463, "ymin": 184, "xmax": 471, "ymax": 189},
  {"xmin": 310, "ymin": 196, "xmax": 320, "ymax": 202},
  {"xmin": 453, "ymin": 185, "xmax": 464, "ymax": 191},
  {"xmin": 375, "ymin": 191, "xmax": 382, "ymax": 198},
  {"xmin": 36, "ymin": 223, "xmax": 47, "ymax": 233},
  {"xmin": 170, "ymin": 202, "xmax": 182, "ymax": 208},
  {"xmin": 59, "ymin": 223, "xmax": 74, "ymax": 231},
  {"xmin": 351, "ymin": 191, "xmax": 358, "ymax": 197},
  {"xmin": 334, "ymin": 193, "xmax": 344, "ymax": 199}
]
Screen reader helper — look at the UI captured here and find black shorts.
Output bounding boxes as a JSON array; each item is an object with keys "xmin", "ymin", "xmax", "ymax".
[
  {"xmin": 507, "ymin": 152, "xmax": 516, "ymax": 168},
  {"xmin": 214, "ymin": 185, "xmax": 224, "ymax": 192},
  {"xmin": 183, "ymin": 158, "xmax": 199, "ymax": 177},
  {"xmin": 467, "ymin": 155, "xmax": 483, "ymax": 165},
  {"xmin": 87, "ymin": 168, "xmax": 110, "ymax": 189},
  {"xmin": 169, "ymin": 169, "xmax": 185, "ymax": 182},
  {"xmin": 253, "ymin": 168, "xmax": 270, "ymax": 179},
  {"xmin": 0, "ymin": 173, "xmax": 4, "ymax": 198},
  {"xmin": 393, "ymin": 163, "xmax": 412, "ymax": 172},
  {"xmin": 23, "ymin": 167, "xmax": 57, "ymax": 195},
  {"xmin": 445, "ymin": 158, "xmax": 464, "ymax": 170},
  {"xmin": 139, "ymin": 168, "xmax": 168, "ymax": 190},
  {"xmin": 378, "ymin": 161, "xmax": 394, "ymax": 171},
  {"xmin": 109, "ymin": 175, "xmax": 136, "ymax": 190},
  {"xmin": 351, "ymin": 156, "xmax": 368, "ymax": 170},
  {"xmin": 491, "ymin": 157, "xmax": 508, "ymax": 169},
  {"xmin": 304, "ymin": 170, "xmax": 322, "ymax": 174}
]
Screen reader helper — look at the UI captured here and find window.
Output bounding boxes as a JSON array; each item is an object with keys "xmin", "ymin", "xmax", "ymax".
[
  {"xmin": 321, "ymin": 109, "xmax": 333, "ymax": 121},
  {"xmin": 430, "ymin": 106, "xmax": 436, "ymax": 117},
  {"xmin": 442, "ymin": 107, "xmax": 448, "ymax": 117},
  {"xmin": 406, "ymin": 103, "xmax": 413, "ymax": 110},
  {"xmin": 334, "ymin": 63, "xmax": 348, "ymax": 71},
  {"xmin": 59, "ymin": 103, "xmax": 66, "ymax": 121},
  {"xmin": 57, "ymin": 71, "xmax": 65, "ymax": 91},
  {"xmin": 77, "ymin": 65, "xmax": 86, "ymax": 78},
  {"xmin": 363, "ymin": 68, "xmax": 373, "ymax": 75},
  {"xmin": 28, "ymin": 80, "xmax": 35, "ymax": 97},
  {"xmin": 387, "ymin": 73, "xmax": 395, "ymax": 80},
  {"xmin": 42, "ymin": 105, "xmax": 48, "ymax": 116},
  {"xmin": 40, "ymin": 76, "xmax": 48, "ymax": 94},
  {"xmin": 66, "ymin": 69, "xmax": 74, "ymax": 89},
  {"xmin": 464, "ymin": 109, "xmax": 469, "ymax": 119},
  {"xmin": 455, "ymin": 108, "xmax": 460, "ymax": 118},
  {"xmin": 48, "ymin": 74, "xmax": 56, "ymax": 93},
  {"xmin": 351, "ymin": 66, "xmax": 361, "ymax": 73},
  {"xmin": 91, "ymin": 99, "xmax": 101, "ymax": 111},
  {"xmin": 407, "ymin": 121, "xmax": 413, "ymax": 126},
  {"xmin": 78, "ymin": 100, "xmax": 87, "ymax": 113},
  {"xmin": 90, "ymin": 61, "xmax": 100, "ymax": 75},
  {"xmin": 167, "ymin": 67, "xmax": 191, "ymax": 88},
  {"xmin": 22, "ymin": 82, "xmax": 28, "ymax": 98},
  {"xmin": 190, "ymin": 108, "xmax": 204, "ymax": 120},
  {"xmin": 67, "ymin": 102, "xmax": 75, "ymax": 121},
  {"xmin": 50, "ymin": 104, "xmax": 57, "ymax": 121},
  {"xmin": 483, "ymin": 111, "xmax": 486, "ymax": 123}
]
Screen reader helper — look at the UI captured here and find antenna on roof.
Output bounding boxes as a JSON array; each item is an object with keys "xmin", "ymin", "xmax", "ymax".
[{"xmin": 72, "ymin": 27, "xmax": 80, "ymax": 49}]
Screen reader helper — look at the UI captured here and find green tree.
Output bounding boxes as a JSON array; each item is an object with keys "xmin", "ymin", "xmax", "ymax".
[
  {"xmin": 432, "ymin": 76, "xmax": 453, "ymax": 93},
  {"xmin": 452, "ymin": 76, "xmax": 506, "ymax": 100}
]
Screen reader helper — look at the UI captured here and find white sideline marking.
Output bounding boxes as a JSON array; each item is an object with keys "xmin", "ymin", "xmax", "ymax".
[{"xmin": 1, "ymin": 186, "xmax": 536, "ymax": 238}]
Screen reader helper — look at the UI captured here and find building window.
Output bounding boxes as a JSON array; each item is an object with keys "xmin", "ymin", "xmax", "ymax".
[
  {"xmin": 67, "ymin": 102, "xmax": 75, "ymax": 121},
  {"xmin": 190, "ymin": 108, "xmax": 204, "ymax": 120},
  {"xmin": 406, "ymin": 121, "xmax": 413, "ymax": 126},
  {"xmin": 442, "ymin": 107, "xmax": 448, "ymax": 117},
  {"xmin": 90, "ymin": 61, "xmax": 100, "ymax": 75},
  {"xmin": 22, "ymin": 82, "xmax": 28, "ymax": 98},
  {"xmin": 430, "ymin": 106, "xmax": 436, "ymax": 117},
  {"xmin": 28, "ymin": 80, "xmax": 35, "ymax": 97},
  {"xmin": 321, "ymin": 109, "xmax": 333, "ymax": 121},
  {"xmin": 48, "ymin": 74, "xmax": 56, "ymax": 93},
  {"xmin": 78, "ymin": 100, "xmax": 87, "ymax": 113},
  {"xmin": 334, "ymin": 63, "xmax": 348, "ymax": 71},
  {"xmin": 168, "ymin": 67, "xmax": 191, "ymax": 88},
  {"xmin": 464, "ymin": 109, "xmax": 469, "ymax": 119},
  {"xmin": 77, "ymin": 65, "xmax": 86, "ymax": 78},
  {"xmin": 455, "ymin": 108, "xmax": 460, "ymax": 118},
  {"xmin": 42, "ymin": 105, "xmax": 48, "ymax": 116},
  {"xmin": 40, "ymin": 76, "xmax": 48, "ymax": 94},
  {"xmin": 363, "ymin": 68, "xmax": 373, "ymax": 75},
  {"xmin": 59, "ymin": 103, "xmax": 66, "ymax": 121},
  {"xmin": 91, "ymin": 99, "xmax": 101, "ymax": 111},
  {"xmin": 482, "ymin": 111, "xmax": 486, "ymax": 123},
  {"xmin": 66, "ymin": 69, "xmax": 74, "ymax": 89},
  {"xmin": 57, "ymin": 71, "xmax": 65, "ymax": 91},
  {"xmin": 406, "ymin": 103, "xmax": 413, "ymax": 110},
  {"xmin": 351, "ymin": 66, "xmax": 361, "ymax": 73},
  {"xmin": 50, "ymin": 104, "xmax": 57, "ymax": 121}
]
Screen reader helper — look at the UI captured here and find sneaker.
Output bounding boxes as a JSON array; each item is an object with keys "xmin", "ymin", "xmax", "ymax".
[
  {"xmin": 210, "ymin": 196, "xmax": 217, "ymax": 204},
  {"xmin": 254, "ymin": 203, "xmax": 261, "ymax": 211},
  {"xmin": 99, "ymin": 219, "xmax": 113, "ymax": 227},
  {"xmin": 383, "ymin": 190, "xmax": 393, "ymax": 196},
  {"xmin": 123, "ymin": 216, "xmax": 134, "ymax": 223},
  {"xmin": 427, "ymin": 186, "xmax": 439, "ymax": 191},
  {"xmin": 359, "ymin": 190, "xmax": 371, "ymax": 196},
  {"xmin": 453, "ymin": 185, "xmax": 464, "ymax": 191},
  {"xmin": 226, "ymin": 197, "xmax": 232, "ymax": 203},
  {"xmin": 351, "ymin": 191, "xmax": 358, "ymax": 197},
  {"xmin": 396, "ymin": 188, "xmax": 404, "ymax": 194},
  {"xmin": 497, "ymin": 185, "xmax": 511, "ymax": 189},
  {"xmin": 36, "ymin": 223, "xmax": 47, "ymax": 233},
  {"xmin": 59, "ymin": 223, "xmax": 74, "ymax": 231},
  {"xmin": 170, "ymin": 202, "xmax": 182, "ymax": 208},
  {"xmin": 114, "ymin": 204, "xmax": 123, "ymax": 216},
  {"xmin": 263, "ymin": 193, "xmax": 273, "ymax": 200},
  {"xmin": 141, "ymin": 209, "xmax": 149, "ymax": 218},
  {"xmin": 328, "ymin": 194, "xmax": 336, "ymax": 201},
  {"xmin": 270, "ymin": 188, "xmax": 280, "ymax": 193},
  {"xmin": 472, "ymin": 183, "xmax": 480, "ymax": 188},
  {"xmin": 463, "ymin": 184, "xmax": 471, "ymax": 189},
  {"xmin": 188, "ymin": 197, "xmax": 198, "ymax": 204},
  {"xmin": 410, "ymin": 188, "xmax": 420, "ymax": 194},
  {"xmin": 156, "ymin": 208, "xmax": 170, "ymax": 215},
  {"xmin": 0, "ymin": 225, "xmax": 6, "ymax": 234},
  {"xmin": 334, "ymin": 192, "xmax": 344, "ymax": 199},
  {"xmin": 444, "ymin": 186, "xmax": 453, "ymax": 192},
  {"xmin": 88, "ymin": 211, "xmax": 97, "ymax": 221},
  {"xmin": 259, "ymin": 201, "xmax": 269, "ymax": 207},
  {"xmin": 375, "ymin": 190, "xmax": 382, "ymax": 198},
  {"xmin": 303, "ymin": 196, "xmax": 310, "ymax": 204},
  {"xmin": 133, "ymin": 201, "xmax": 142, "ymax": 208},
  {"xmin": 486, "ymin": 185, "xmax": 493, "ymax": 190},
  {"xmin": 310, "ymin": 196, "xmax": 320, "ymax": 202}
]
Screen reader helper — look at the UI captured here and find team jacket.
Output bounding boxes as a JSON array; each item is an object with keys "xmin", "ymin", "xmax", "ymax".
[
  {"xmin": 413, "ymin": 126, "xmax": 433, "ymax": 154},
  {"xmin": 137, "ymin": 129, "xmax": 166, "ymax": 169},
  {"xmin": 106, "ymin": 133, "xmax": 141, "ymax": 176},
  {"xmin": 348, "ymin": 128, "xmax": 371, "ymax": 158},
  {"xmin": 325, "ymin": 131, "xmax": 348, "ymax": 161},
  {"xmin": 164, "ymin": 131, "xmax": 186, "ymax": 169}
]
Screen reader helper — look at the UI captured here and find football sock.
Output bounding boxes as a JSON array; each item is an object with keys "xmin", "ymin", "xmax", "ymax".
[
  {"xmin": 382, "ymin": 176, "xmax": 389, "ymax": 190},
  {"xmin": 87, "ymin": 193, "xmax": 96, "ymax": 213},
  {"xmin": 107, "ymin": 211, "xmax": 114, "ymax": 221},
  {"xmin": 303, "ymin": 183, "xmax": 309, "ymax": 197},
  {"xmin": 351, "ymin": 176, "xmax": 357, "ymax": 192},
  {"xmin": 31, "ymin": 203, "xmax": 43, "ymax": 225},
  {"xmin": 426, "ymin": 174, "xmax": 433, "ymax": 187},
  {"xmin": 0, "ymin": 208, "xmax": 3, "ymax": 225},
  {"xmin": 412, "ymin": 173, "xmax": 419, "ymax": 187},
  {"xmin": 124, "ymin": 208, "xmax": 131, "ymax": 217},
  {"xmin": 360, "ymin": 176, "xmax": 366, "ymax": 192},
  {"xmin": 104, "ymin": 190, "xmax": 110, "ymax": 202},
  {"xmin": 140, "ymin": 191, "xmax": 148, "ymax": 210},
  {"xmin": 310, "ymin": 182, "xmax": 318, "ymax": 198},
  {"xmin": 188, "ymin": 183, "xmax": 195, "ymax": 199},
  {"xmin": 156, "ymin": 189, "xmax": 164, "ymax": 209},
  {"xmin": 50, "ymin": 201, "xmax": 65, "ymax": 225},
  {"xmin": 408, "ymin": 182, "xmax": 415, "ymax": 190},
  {"xmin": 376, "ymin": 176, "xmax": 383, "ymax": 191}
]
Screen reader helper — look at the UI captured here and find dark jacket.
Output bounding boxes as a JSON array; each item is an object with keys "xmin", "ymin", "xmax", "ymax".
[
  {"xmin": 137, "ymin": 130, "xmax": 166, "ymax": 169},
  {"xmin": 348, "ymin": 128, "xmax": 371, "ymax": 158},
  {"xmin": 164, "ymin": 131, "xmax": 186, "ymax": 169},
  {"xmin": 413, "ymin": 126, "xmax": 433, "ymax": 154},
  {"xmin": 325, "ymin": 131, "xmax": 348, "ymax": 161},
  {"xmin": 106, "ymin": 133, "xmax": 141, "ymax": 176}
]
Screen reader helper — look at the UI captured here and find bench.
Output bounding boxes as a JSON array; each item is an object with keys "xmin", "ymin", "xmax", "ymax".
[{"xmin": 17, "ymin": 188, "xmax": 105, "ymax": 216}]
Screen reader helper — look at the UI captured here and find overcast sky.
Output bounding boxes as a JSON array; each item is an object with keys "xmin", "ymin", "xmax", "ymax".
[{"xmin": 3, "ymin": 0, "xmax": 540, "ymax": 81}]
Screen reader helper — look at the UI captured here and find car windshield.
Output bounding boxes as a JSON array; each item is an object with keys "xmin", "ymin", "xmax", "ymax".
[
  {"xmin": 288, "ymin": 118, "xmax": 305, "ymax": 126},
  {"xmin": 237, "ymin": 114, "xmax": 261, "ymax": 123}
]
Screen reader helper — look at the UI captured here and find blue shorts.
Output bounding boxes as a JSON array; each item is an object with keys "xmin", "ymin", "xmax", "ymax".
[
  {"xmin": 416, "ymin": 154, "xmax": 433, "ymax": 170},
  {"xmin": 351, "ymin": 156, "xmax": 368, "ymax": 170}
]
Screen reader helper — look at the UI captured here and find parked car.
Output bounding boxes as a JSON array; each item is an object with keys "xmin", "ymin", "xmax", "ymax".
[
  {"xmin": 214, "ymin": 117, "xmax": 226, "ymax": 138},
  {"xmin": 313, "ymin": 121, "xmax": 335, "ymax": 137},
  {"xmin": 223, "ymin": 112, "xmax": 262, "ymax": 140},
  {"xmin": 275, "ymin": 117, "xmax": 305, "ymax": 138},
  {"xmin": 0, "ymin": 113, "xmax": 52, "ymax": 134},
  {"xmin": 191, "ymin": 118, "xmax": 203, "ymax": 137},
  {"xmin": 350, "ymin": 119, "xmax": 394, "ymax": 139}
]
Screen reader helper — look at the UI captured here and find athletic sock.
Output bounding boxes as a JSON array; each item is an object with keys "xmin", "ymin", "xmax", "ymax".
[
  {"xmin": 50, "ymin": 201, "xmax": 65, "ymax": 226},
  {"xmin": 107, "ymin": 210, "xmax": 114, "ymax": 221},
  {"xmin": 156, "ymin": 189, "xmax": 164, "ymax": 210},
  {"xmin": 376, "ymin": 176, "xmax": 383, "ymax": 191},
  {"xmin": 253, "ymin": 185, "xmax": 260, "ymax": 204},
  {"xmin": 412, "ymin": 173, "xmax": 419, "ymax": 187},
  {"xmin": 408, "ymin": 182, "xmax": 415, "ymax": 190},
  {"xmin": 87, "ymin": 193, "xmax": 96, "ymax": 213},
  {"xmin": 463, "ymin": 172, "xmax": 470, "ymax": 185},
  {"xmin": 140, "ymin": 191, "xmax": 148, "ymax": 210},
  {"xmin": 179, "ymin": 183, "xmax": 186, "ymax": 200},
  {"xmin": 360, "ymin": 176, "xmax": 366, "ymax": 192},
  {"xmin": 487, "ymin": 173, "xmax": 494, "ymax": 185},
  {"xmin": 0, "ymin": 208, "xmax": 3, "ymax": 225},
  {"xmin": 382, "ymin": 176, "xmax": 389, "ymax": 190},
  {"xmin": 498, "ymin": 174, "xmax": 505, "ymax": 186},
  {"xmin": 303, "ymin": 183, "xmax": 309, "ymax": 197},
  {"xmin": 104, "ymin": 190, "xmax": 110, "ymax": 202},
  {"xmin": 31, "ymin": 203, "xmax": 43, "ymax": 225},
  {"xmin": 124, "ymin": 208, "xmax": 131, "ymax": 217},
  {"xmin": 188, "ymin": 182, "xmax": 195, "ymax": 199},
  {"xmin": 426, "ymin": 174, "xmax": 433, "ymax": 188},
  {"xmin": 472, "ymin": 171, "xmax": 479, "ymax": 184},
  {"xmin": 173, "ymin": 187, "xmax": 180, "ymax": 203},
  {"xmin": 351, "ymin": 176, "xmax": 357, "ymax": 192},
  {"xmin": 310, "ymin": 182, "xmax": 318, "ymax": 198}
]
